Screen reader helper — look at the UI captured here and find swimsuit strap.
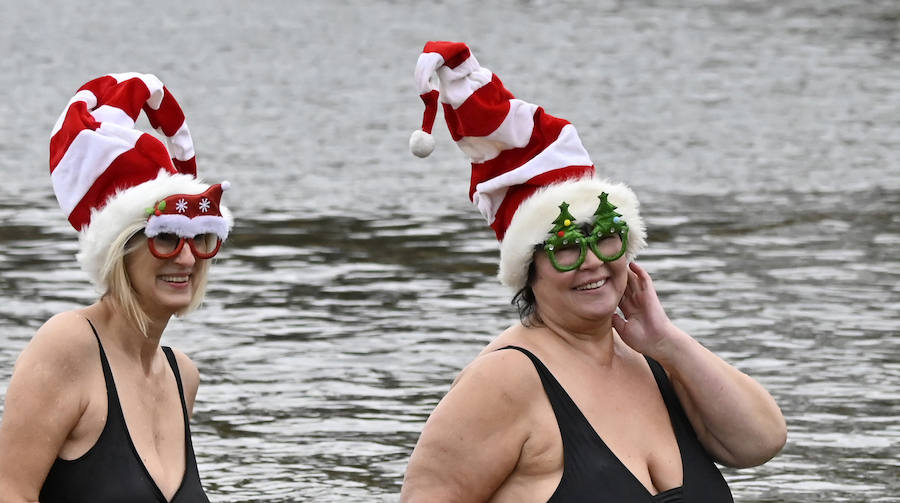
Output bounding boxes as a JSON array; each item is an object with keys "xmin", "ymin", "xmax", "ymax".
[
  {"xmin": 161, "ymin": 346, "xmax": 190, "ymax": 426},
  {"xmin": 84, "ymin": 319, "xmax": 123, "ymax": 417},
  {"xmin": 496, "ymin": 345, "xmax": 605, "ymax": 463}
]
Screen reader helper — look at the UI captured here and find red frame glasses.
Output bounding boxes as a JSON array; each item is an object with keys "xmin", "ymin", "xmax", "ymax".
[{"xmin": 147, "ymin": 233, "xmax": 223, "ymax": 260}]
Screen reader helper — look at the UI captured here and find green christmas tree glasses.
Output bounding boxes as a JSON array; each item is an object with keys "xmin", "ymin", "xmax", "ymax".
[{"xmin": 542, "ymin": 193, "xmax": 630, "ymax": 272}]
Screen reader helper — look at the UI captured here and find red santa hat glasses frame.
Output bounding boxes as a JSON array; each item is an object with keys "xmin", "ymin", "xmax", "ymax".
[
  {"xmin": 49, "ymin": 72, "xmax": 233, "ymax": 291},
  {"xmin": 409, "ymin": 41, "xmax": 647, "ymax": 291}
]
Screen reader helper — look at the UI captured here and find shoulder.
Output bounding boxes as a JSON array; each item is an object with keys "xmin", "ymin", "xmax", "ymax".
[
  {"xmin": 401, "ymin": 341, "xmax": 546, "ymax": 501},
  {"xmin": 35, "ymin": 310, "xmax": 97, "ymax": 345},
  {"xmin": 2, "ymin": 311, "xmax": 99, "ymax": 427},
  {"xmin": 168, "ymin": 348, "xmax": 200, "ymax": 384},
  {"xmin": 449, "ymin": 345, "xmax": 542, "ymax": 407},
  {"xmin": 19, "ymin": 311, "xmax": 100, "ymax": 378},
  {"xmin": 0, "ymin": 312, "xmax": 99, "ymax": 494},
  {"xmin": 167, "ymin": 347, "xmax": 201, "ymax": 411}
]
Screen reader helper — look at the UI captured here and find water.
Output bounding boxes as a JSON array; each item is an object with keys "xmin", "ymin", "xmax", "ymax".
[{"xmin": 2, "ymin": 0, "xmax": 899, "ymax": 501}]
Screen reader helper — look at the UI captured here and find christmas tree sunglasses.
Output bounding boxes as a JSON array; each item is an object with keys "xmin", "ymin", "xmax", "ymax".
[{"xmin": 541, "ymin": 192, "xmax": 629, "ymax": 272}]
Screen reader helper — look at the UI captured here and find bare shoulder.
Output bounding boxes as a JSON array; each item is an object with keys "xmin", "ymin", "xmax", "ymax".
[
  {"xmin": 19, "ymin": 311, "xmax": 100, "ymax": 377},
  {"xmin": 451, "ymin": 344, "xmax": 541, "ymax": 403},
  {"xmin": 402, "ymin": 341, "xmax": 544, "ymax": 501},
  {"xmin": 168, "ymin": 348, "xmax": 201, "ymax": 412},
  {"xmin": 169, "ymin": 348, "xmax": 200, "ymax": 383},
  {"xmin": 0, "ymin": 312, "xmax": 99, "ymax": 496},
  {"xmin": 435, "ymin": 338, "xmax": 549, "ymax": 434}
]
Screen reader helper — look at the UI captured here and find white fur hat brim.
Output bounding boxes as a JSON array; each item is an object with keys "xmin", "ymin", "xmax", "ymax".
[
  {"xmin": 76, "ymin": 170, "xmax": 233, "ymax": 292},
  {"xmin": 498, "ymin": 177, "xmax": 646, "ymax": 290}
]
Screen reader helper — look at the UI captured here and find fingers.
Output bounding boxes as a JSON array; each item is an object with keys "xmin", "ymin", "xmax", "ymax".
[
  {"xmin": 628, "ymin": 261, "xmax": 654, "ymax": 293},
  {"xmin": 619, "ymin": 266, "xmax": 640, "ymax": 313},
  {"xmin": 623, "ymin": 265, "xmax": 642, "ymax": 302},
  {"xmin": 625, "ymin": 264, "xmax": 639, "ymax": 290},
  {"xmin": 620, "ymin": 262, "xmax": 658, "ymax": 318}
]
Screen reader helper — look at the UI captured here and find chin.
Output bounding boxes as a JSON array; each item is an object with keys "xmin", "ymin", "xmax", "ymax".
[
  {"xmin": 155, "ymin": 292, "xmax": 195, "ymax": 314},
  {"xmin": 577, "ymin": 302, "xmax": 619, "ymax": 320}
]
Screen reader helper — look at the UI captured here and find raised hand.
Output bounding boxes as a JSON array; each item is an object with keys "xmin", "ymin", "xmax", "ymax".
[{"xmin": 611, "ymin": 261, "xmax": 681, "ymax": 358}]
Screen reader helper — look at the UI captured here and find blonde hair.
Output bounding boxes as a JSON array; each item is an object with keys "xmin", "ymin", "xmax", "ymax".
[{"xmin": 102, "ymin": 223, "xmax": 211, "ymax": 336}]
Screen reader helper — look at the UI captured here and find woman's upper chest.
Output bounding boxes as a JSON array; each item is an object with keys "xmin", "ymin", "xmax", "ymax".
[
  {"xmin": 105, "ymin": 348, "xmax": 188, "ymax": 498},
  {"xmin": 47, "ymin": 342, "xmax": 191, "ymax": 502},
  {"xmin": 62, "ymin": 347, "xmax": 183, "ymax": 456},
  {"xmin": 107, "ymin": 351, "xmax": 186, "ymax": 457},
  {"xmin": 522, "ymin": 351, "xmax": 684, "ymax": 495}
]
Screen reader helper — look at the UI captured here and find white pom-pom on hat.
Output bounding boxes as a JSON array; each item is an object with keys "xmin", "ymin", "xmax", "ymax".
[
  {"xmin": 409, "ymin": 129, "xmax": 435, "ymax": 158},
  {"xmin": 410, "ymin": 48, "xmax": 441, "ymax": 159}
]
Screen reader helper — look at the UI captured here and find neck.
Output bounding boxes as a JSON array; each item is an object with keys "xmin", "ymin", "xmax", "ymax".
[
  {"xmin": 89, "ymin": 296, "xmax": 171, "ymax": 370},
  {"xmin": 535, "ymin": 311, "xmax": 618, "ymax": 366}
]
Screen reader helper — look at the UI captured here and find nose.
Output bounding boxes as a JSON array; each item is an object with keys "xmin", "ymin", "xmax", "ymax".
[
  {"xmin": 172, "ymin": 241, "xmax": 196, "ymax": 266},
  {"xmin": 578, "ymin": 247, "xmax": 603, "ymax": 270}
]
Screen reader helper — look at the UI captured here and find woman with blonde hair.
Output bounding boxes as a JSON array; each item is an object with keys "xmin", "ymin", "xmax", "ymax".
[{"xmin": 0, "ymin": 73, "xmax": 232, "ymax": 502}]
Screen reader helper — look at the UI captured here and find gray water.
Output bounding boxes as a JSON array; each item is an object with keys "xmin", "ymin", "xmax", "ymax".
[{"xmin": 2, "ymin": 0, "xmax": 899, "ymax": 501}]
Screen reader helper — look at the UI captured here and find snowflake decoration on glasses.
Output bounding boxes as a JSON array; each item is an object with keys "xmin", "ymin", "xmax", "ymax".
[
  {"xmin": 199, "ymin": 198, "xmax": 211, "ymax": 212},
  {"xmin": 175, "ymin": 198, "xmax": 188, "ymax": 213}
]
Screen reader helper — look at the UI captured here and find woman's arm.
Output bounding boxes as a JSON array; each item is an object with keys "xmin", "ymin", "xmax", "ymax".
[
  {"xmin": 612, "ymin": 262, "xmax": 787, "ymax": 467},
  {"xmin": 0, "ymin": 313, "xmax": 94, "ymax": 501},
  {"xmin": 401, "ymin": 350, "xmax": 536, "ymax": 503}
]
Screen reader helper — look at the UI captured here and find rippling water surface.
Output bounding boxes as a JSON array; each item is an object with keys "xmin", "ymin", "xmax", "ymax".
[{"xmin": 2, "ymin": 1, "xmax": 899, "ymax": 501}]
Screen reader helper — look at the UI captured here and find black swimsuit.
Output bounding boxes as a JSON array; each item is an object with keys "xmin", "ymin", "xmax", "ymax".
[
  {"xmin": 39, "ymin": 321, "xmax": 209, "ymax": 503},
  {"xmin": 500, "ymin": 346, "xmax": 733, "ymax": 503}
]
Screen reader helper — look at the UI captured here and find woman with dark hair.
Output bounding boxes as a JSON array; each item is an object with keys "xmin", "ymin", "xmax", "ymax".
[
  {"xmin": 401, "ymin": 42, "xmax": 785, "ymax": 502},
  {"xmin": 0, "ymin": 73, "xmax": 232, "ymax": 502}
]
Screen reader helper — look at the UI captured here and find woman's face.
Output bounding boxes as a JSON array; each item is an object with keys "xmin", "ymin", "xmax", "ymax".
[
  {"xmin": 125, "ymin": 235, "xmax": 205, "ymax": 319},
  {"xmin": 530, "ymin": 242, "xmax": 629, "ymax": 329}
]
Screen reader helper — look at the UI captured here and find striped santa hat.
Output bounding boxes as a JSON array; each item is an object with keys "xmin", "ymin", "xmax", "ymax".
[
  {"xmin": 410, "ymin": 41, "xmax": 646, "ymax": 290},
  {"xmin": 49, "ymin": 72, "xmax": 233, "ymax": 290}
]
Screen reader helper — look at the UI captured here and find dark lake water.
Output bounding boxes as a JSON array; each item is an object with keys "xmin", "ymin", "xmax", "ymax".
[{"xmin": 2, "ymin": 1, "xmax": 899, "ymax": 501}]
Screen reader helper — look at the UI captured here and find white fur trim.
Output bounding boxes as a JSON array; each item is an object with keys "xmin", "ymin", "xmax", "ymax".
[
  {"xmin": 497, "ymin": 177, "xmax": 646, "ymax": 290},
  {"xmin": 145, "ymin": 214, "xmax": 230, "ymax": 240},
  {"xmin": 77, "ymin": 170, "xmax": 234, "ymax": 292}
]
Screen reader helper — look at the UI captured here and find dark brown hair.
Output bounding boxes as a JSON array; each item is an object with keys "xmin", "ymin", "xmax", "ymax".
[{"xmin": 511, "ymin": 258, "xmax": 543, "ymax": 327}]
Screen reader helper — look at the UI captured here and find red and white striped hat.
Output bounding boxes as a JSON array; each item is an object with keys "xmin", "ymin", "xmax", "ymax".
[
  {"xmin": 49, "ymin": 72, "xmax": 232, "ymax": 290},
  {"xmin": 410, "ymin": 41, "xmax": 646, "ymax": 290}
]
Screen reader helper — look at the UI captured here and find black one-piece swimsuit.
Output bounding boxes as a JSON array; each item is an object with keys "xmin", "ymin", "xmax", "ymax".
[
  {"xmin": 39, "ymin": 320, "xmax": 210, "ymax": 503},
  {"xmin": 500, "ymin": 346, "xmax": 733, "ymax": 503}
]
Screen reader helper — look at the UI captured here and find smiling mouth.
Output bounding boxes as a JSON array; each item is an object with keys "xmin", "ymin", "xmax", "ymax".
[
  {"xmin": 159, "ymin": 275, "xmax": 190, "ymax": 284},
  {"xmin": 575, "ymin": 279, "xmax": 607, "ymax": 291}
]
